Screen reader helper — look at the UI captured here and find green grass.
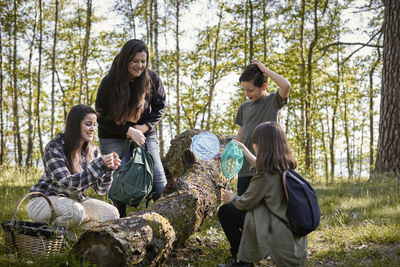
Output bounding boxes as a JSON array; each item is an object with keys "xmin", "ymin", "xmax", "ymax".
[{"xmin": 0, "ymin": 164, "xmax": 399, "ymax": 266}]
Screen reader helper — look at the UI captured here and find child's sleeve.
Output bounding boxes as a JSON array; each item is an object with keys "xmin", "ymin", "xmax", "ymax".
[{"xmin": 273, "ymin": 90, "xmax": 288, "ymax": 108}]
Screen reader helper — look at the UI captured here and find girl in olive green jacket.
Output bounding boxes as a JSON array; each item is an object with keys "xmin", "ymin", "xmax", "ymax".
[{"xmin": 217, "ymin": 122, "xmax": 307, "ymax": 267}]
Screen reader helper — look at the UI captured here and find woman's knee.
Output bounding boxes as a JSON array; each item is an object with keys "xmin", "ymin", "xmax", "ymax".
[
  {"xmin": 27, "ymin": 197, "xmax": 52, "ymax": 223},
  {"xmin": 54, "ymin": 197, "xmax": 85, "ymax": 226}
]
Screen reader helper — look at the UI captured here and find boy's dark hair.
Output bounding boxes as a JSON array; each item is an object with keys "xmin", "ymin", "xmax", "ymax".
[
  {"xmin": 239, "ymin": 63, "xmax": 268, "ymax": 88},
  {"xmin": 252, "ymin": 121, "xmax": 297, "ymax": 174}
]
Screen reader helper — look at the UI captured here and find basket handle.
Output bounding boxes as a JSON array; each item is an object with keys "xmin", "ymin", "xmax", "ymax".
[{"xmin": 10, "ymin": 192, "xmax": 56, "ymax": 226}]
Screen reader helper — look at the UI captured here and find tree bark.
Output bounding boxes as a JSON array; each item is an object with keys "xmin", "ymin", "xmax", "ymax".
[
  {"xmin": 368, "ymin": 49, "xmax": 381, "ymax": 178},
  {"xmin": 343, "ymin": 84, "xmax": 354, "ymax": 180},
  {"xmin": 175, "ymin": 0, "xmax": 181, "ymax": 134},
  {"xmin": 153, "ymin": 0, "xmax": 165, "ymax": 157},
  {"xmin": 50, "ymin": 0, "xmax": 59, "ymax": 138},
  {"xmin": 248, "ymin": 0, "xmax": 254, "ymax": 61},
  {"xmin": 36, "ymin": 0, "xmax": 44, "ymax": 158},
  {"xmin": 80, "ymin": 0, "xmax": 92, "ymax": 104},
  {"xmin": 206, "ymin": 6, "xmax": 223, "ymax": 131},
  {"xmin": 72, "ymin": 130, "xmax": 227, "ymax": 266},
  {"xmin": 374, "ymin": 0, "xmax": 400, "ymax": 178},
  {"xmin": 12, "ymin": 0, "xmax": 22, "ymax": 165},
  {"xmin": 0, "ymin": 19, "xmax": 4, "ymax": 164},
  {"xmin": 25, "ymin": 0, "xmax": 38, "ymax": 166}
]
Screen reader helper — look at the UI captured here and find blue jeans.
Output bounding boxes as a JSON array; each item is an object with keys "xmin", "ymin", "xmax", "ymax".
[{"xmin": 100, "ymin": 135, "xmax": 167, "ymax": 216}]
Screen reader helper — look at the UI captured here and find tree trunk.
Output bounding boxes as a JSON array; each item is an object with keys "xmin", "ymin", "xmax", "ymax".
[
  {"xmin": 0, "ymin": 20, "xmax": 4, "ymax": 164},
  {"xmin": 244, "ymin": 0, "xmax": 248, "ymax": 65},
  {"xmin": 262, "ymin": 0, "xmax": 267, "ymax": 62},
  {"xmin": 175, "ymin": 0, "xmax": 181, "ymax": 134},
  {"xmin": 369, "ymin": 57, "xmax": 378, "ymax": 178},
  {"xmin": 329, "ymin": 49, "xmax": 341, "ymax": 182},
  {"xmin": 25, "ymin": 0, "xmax": 38, "ymax": 166},
  {"xmin": 12, "ymin": 0, "xmax": 22, "ymax": 165},
  {"xmin": 153, "ymin": 0, "xmax": 165, "ymax": 157},
  {"xmin": 248, "ymin": 0, "xmax": 253, "ymax": 61},
  {"xmin": 206, "ymin": 6, "xmax": 223, "ymax": 131},
  {"xmin": 36, "ymin": 0, "xmax": 44, "ymax": 158},
  {"xmin": 319, "ymin": 116, "xmax": 329, "ymax": 183},
  {"xmin": 299, "ymin": 0, "xmax": 307, "ymax": 170},
  {"xmin": 51, "ymin": 0, "xmax": 59, "ymax": 138},
  {"xmin": 128, "ymin": 0, "xmax": 136, "ymax": 38},
  {"xmin": 343, "ymin": 85, "xmax": 353, "ymax": 180},
  {"xmin": 72, "ymin": 130, "xmax": 226, "ymax": 266},
  {"xmin": 80, "ymin": 0, "xmax": 92, "ymax": 104},
  {"xmin": 374, "ymin": 0, "xmax": 400, "ymax": 178}
]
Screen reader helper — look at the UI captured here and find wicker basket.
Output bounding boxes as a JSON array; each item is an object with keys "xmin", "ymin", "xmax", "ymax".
[{"xmin": 1, "ymin": 192, "xmax": 67, "ymax": 257}]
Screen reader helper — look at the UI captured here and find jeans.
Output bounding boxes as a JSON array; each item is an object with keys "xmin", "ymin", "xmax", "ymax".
[
  {"xmin": 218, "ymin": 203, "xmax": 246, "ymax": 256},
  {"xmin": 99, "ymin": 135, "xmax": 167, "ymax": 217}
]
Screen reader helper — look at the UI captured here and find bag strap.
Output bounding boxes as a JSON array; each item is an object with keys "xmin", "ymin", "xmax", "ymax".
[
  {"xmin": 282, "ymin": 170, "xmax": 289, "ymax": 201},
  {"xmin": 131, "ymin": 140, "xmax": 148, "ymax": 152}
]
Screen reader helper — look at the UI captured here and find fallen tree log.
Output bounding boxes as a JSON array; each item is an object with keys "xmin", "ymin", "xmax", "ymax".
[{"xmin": 72, "ymin": 130, "xmax": 230, "ymax": 266}]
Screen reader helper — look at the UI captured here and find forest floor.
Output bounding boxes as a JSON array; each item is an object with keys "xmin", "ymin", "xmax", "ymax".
[
  {"xmin": 0, "ymin": 165, "xmax": 399, "ymax": 266},
  {"xmin": 162, "ymin": 216, "xmax": 400, "ymax": 267}
]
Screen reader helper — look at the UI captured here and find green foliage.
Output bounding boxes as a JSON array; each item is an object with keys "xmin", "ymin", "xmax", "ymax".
[{"xmin": 0, "ymin": 0, "xmax": 385, "ymax": 184}]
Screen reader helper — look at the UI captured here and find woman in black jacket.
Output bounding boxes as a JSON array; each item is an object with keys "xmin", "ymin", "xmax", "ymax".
[{"xmin": 95, "ymin": 39, "xmax": 167, "ymax": 217}]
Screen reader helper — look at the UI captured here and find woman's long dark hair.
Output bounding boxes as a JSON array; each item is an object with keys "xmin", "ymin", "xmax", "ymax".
[
  {"xmin": 106, "ymin": 39, "xmax": 151, "ymax": 124},
  {"xmin": 64, "ymin": 104, "xmax": 97, "ymax": 173},
  {"xmin": 252, "ymin": 122, "xmax": 297, "ymax": 174}
]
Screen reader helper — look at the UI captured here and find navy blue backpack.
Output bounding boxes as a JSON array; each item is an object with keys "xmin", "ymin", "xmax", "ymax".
[{"xmin": 281, "ymin": 170, "xmax": 320, "ymax": 236}]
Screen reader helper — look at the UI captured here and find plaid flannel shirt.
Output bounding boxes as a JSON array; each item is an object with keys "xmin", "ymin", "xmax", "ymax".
[{"xmin": 30, "ymin": 134, "xmax": 113, "ymax": 201}]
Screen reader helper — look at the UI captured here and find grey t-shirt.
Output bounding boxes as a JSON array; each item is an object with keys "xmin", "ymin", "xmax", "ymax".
[{"xmin": 235, "ymin": 90, "xmax": 287, "ymax": 177}]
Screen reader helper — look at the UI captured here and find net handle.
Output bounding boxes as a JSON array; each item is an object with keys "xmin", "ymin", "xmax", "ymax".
[{"xmin": 10, "ymin": 192, "xmax": 56, "ymax": 226}]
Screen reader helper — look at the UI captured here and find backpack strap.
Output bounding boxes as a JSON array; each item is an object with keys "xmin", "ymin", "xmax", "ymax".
[{"xmin": 282, "ymin": 170, "xmax": 289, "ymax": 201}]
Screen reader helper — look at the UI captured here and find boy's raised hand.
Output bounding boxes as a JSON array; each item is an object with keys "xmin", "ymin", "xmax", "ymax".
[{"xmin": 251, "ymin": 59, "xmax": 269, "ymax": 75}]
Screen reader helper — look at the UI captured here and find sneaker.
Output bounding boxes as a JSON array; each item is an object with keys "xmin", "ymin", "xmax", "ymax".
[
  {"xmin": 217, "ymin": 256, "xmax": 253, "ymax": 267},
  {"xmin": 216, "ymin": 255, "xmax": 237, "ymax": 267}
]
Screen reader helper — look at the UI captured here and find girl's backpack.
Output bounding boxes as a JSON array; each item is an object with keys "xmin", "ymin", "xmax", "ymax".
[
  {"xmin": 281, "ymin": 170, "xmax": 320, "ymax": 236},
  {"xmin": 108, "ymin": 145, "xmax": 154, "ymax": 207}
]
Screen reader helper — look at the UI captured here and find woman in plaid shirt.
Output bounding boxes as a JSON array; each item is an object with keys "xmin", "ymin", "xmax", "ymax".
[{"xmin": 26, "ymin": 104, "xmax": 121, "ymax": 228}]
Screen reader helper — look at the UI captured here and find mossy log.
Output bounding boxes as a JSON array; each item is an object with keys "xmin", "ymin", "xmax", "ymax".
[{"xmin": 72, "ymin": 130, "xmax": 232, "ymax": 266}]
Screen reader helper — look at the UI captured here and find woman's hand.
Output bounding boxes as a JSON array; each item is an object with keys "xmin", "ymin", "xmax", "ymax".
[
  {"xmin": 127, "ymin": 126, "xmax": 146, "ymax": 146},
  {"xmin": 102, "ymin": 152, "xmax": 121, "ymax": 170},
  {"xmin": 134, "ymin": 124, "xmax": 150, "ymax": 134},
  {"xmin": 221, "ymin": 189, "xmax": 234, "ymax": 203}
]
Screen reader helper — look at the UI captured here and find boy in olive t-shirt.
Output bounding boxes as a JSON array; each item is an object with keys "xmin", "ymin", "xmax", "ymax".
[{"xmin": 234, "ymin": 59, "xmax": 291, "ymax": 196}]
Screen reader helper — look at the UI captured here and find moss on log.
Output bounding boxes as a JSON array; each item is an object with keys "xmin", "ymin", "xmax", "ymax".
[{"xmin": 72, "ymin": 130, "xmax": 231, "ymax": 266}]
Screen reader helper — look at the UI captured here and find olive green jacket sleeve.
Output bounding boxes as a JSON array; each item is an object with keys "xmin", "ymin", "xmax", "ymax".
[{"xmin": 231, "ymin": 172, "xmax": 288, "ymax": 224}]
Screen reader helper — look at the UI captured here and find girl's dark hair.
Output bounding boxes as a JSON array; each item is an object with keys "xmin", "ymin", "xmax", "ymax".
[
  {"xmin": 64, "ymin": 104, "xmax": 97, "ymax": 173},
  {"xmin": 252, "ymin": 121, "xmax": 297, "ymax": 174},
  {"xmin": 107, "ymin": 39, "xmax": 151, "ymax": 124},
  {"xmin": 239, "ymin": 63, "xmax": 268, "ymax": 88}
]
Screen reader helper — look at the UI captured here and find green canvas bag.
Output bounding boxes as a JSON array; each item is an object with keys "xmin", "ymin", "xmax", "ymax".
[{"xmin": 108, "ymin": 144, "xmax": 154, "ymax": 207}]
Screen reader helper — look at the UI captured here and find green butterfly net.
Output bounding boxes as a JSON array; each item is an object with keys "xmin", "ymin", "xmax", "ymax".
[{"xmin": 221, "ymin": 140, "xmax": 244, "ymax": 179}]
